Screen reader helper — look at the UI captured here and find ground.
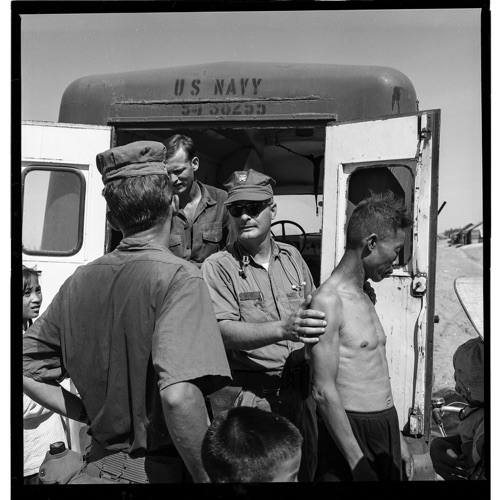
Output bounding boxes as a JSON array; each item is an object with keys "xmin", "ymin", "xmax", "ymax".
[
  {"xmin": 432, "ymin": 239, "xmax": 483, "ymax": 396},
  {"xmin": 416, "ymin": 239, "xmax": 484, "ymax": 480},
  {"xmin": 431, "ymin": 239, "xmax": 483, "ymax": 425}
]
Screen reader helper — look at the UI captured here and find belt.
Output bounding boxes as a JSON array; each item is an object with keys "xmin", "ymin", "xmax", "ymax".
[
  {"xmin": 232, "ymin": 363, "xmax": 310, "ymax": 398},
  {"xmin": 86, "ymin": 439, "xmax": 185, "ymax": 484}
]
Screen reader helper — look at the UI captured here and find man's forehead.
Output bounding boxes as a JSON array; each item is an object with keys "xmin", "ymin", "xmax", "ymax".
[
  {"xmin": 380, "ymin": 227, "xmax": 406, "ymax": 244},
  {"xmin": 166, "ymin": 148, "xmax": 190, "ymax": 165}
]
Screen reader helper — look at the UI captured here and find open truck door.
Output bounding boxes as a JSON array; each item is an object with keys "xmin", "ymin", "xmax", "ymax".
[
  {"xmin": 321, "ymin": 111, "xmax": 440, "ymax": 450},
  {"xmin": 22, "ymin": 121, "xmax": 112, "ymax": 453}
]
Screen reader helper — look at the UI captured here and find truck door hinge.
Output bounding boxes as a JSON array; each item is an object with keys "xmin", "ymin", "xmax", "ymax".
[{"xmin": 419, "ymin": 114, "xmax": 430, "ymax": 139}]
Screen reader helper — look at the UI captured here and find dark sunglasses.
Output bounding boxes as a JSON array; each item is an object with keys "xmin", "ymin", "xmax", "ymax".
[{"xmin": 227, "ymin": 201, "xmax": 271, "ymax": 218}]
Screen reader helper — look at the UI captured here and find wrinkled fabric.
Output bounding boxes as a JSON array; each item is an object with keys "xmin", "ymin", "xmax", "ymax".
[
  {"xmin": 23, "ymin": 394, "xmax": 68, "ymax": 477},
  {"xmin": 24, "ymin": 237, "xmax": 231, "ymax": 456},
  {"xmin": 317, "ymin": 406, "xmax": 402, "ymax": 481},
  {"xmin": 169, "ymin": 182, "xmax": 229, "ymax": 266},
  {"xmin": 453, "ymin": 337, "xmax": 484, "ymax": 404},
  {"xmin": 202, "ymin": 240, "xmax": 314, "ymax": 371}
]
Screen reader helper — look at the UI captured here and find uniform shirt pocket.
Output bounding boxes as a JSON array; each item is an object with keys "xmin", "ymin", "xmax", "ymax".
[
  {"xmin": 238, "ymin": 291, "xmax": 272, "ymax": 323},
  {"xmin": 202, "ymin": 222, "xmax": 223, "ymax": 244}
]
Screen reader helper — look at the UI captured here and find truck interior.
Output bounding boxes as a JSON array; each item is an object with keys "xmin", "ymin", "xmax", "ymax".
[{"xmin": 109, "ymin": 123, "xmax": 414, "ymax": 286}]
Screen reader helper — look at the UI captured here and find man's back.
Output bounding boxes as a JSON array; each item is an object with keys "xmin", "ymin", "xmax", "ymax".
[{"xmin": 24, "ymin": 236, "xmax": 230, "ymax": 455}]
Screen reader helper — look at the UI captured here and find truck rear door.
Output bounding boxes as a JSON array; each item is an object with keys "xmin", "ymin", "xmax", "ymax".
[
  {"xmin": 22, "ymin": 121, "xmax": 112, "ymax": 314},
  {"xmin": 321, "ymin": 111, "xmax": 440, "ymax": 441}
]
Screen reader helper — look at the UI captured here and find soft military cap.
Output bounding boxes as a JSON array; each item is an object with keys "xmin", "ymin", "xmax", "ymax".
[
  {"xmin": 96, "ymin": 141, "xmax": 168, "ymax": 184},
  {"xmin": 224, "ymin": 169, "xmax": 276, "ymax": 204}
]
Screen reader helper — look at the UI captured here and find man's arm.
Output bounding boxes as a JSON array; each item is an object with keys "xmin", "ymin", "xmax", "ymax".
[
  {"xmin": 160, "ymin": 381, "xmax": 211, "ymax": 483},
  {"xmin": 219, "ymin": 294, "xmax": 326, "ymax": 350},
  {"xmin": 23, "ymin": 376, "xmax": 89, "ymax": 423},
  {"xmin": 309, "ymin": 292, "xmax": 378, "ymax": 481}
]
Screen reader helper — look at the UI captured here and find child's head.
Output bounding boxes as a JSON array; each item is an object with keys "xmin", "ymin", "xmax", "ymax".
[
  {"xmin": 201, "ymin": 406, "xmax": 303, "ymax": 483},
  {"xmin": 22, "ymin": 266, "xmax": 42, "ymax": 321}
]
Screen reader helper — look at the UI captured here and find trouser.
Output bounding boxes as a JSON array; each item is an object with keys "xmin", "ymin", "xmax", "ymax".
[
  {"xmin": 83, "ymin": 439, "xmax": 187, "ymax": 484},
  {"xmin": 316, "ymin": 406, "xmax": 402, "ymax": 482},
  {"xmin": 212, "ymin": 367, "xmax": 318, "ymax": 482}
]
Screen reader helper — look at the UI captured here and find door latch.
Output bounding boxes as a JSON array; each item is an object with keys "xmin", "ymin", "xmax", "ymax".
[
  {"xmin": 408, "ymin": 407, "xmax": 424, "ymax": 436},
  {"xmin": 412, "ymin": 276, "xmax": 427, "ymax": 296}
]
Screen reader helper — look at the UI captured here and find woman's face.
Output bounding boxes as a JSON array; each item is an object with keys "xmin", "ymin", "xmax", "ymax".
[{"xmin": 23, "ymin": 275, "xmax": 42, "ymax": 320}]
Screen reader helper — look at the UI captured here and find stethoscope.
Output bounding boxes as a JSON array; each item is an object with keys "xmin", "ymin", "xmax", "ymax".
[{"xmin": 235, "ymin": 241, "xmax": 306, "ymax": 292}]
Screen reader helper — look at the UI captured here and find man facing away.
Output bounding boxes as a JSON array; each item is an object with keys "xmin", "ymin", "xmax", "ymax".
[
  {"xmin": 23, "ymin": 141, "xmax": 231, "ymax": 484},
  {"xmin": 201, "ymin": 169, "xmax": 327, "ymax": 482},
  {"xmin": 164, "ymin": 134, "xmax": 229, "ymax": 267},
  {"xmin": 310, "ymin": 191, "xmax": 414, "ymax": 482}
]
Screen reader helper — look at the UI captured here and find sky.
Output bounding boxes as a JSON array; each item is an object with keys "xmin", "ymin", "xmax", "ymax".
[{"xmin": 18, "ymin": 7, "xmax": 485, "ymax": 234}]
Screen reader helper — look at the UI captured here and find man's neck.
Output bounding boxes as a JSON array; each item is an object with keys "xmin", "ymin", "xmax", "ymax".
[
  {"xmin": 123, "ymin": 217, "xmax": 173, "ymax": 249},
  {"xmin": 178, "ymin": 180, "xmax": 202, "ymax": 210},
  {"xmin": 333, "ymin": 250, "xmax": 366, "ymax": 290},
  {"xmin": 238, "ymin": 237, "xmax": 272, "ymax": 266}
]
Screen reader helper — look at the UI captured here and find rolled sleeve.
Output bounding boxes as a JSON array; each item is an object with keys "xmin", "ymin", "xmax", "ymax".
[{"xmin": 152, "ymin": 272, "xmax": 231, "ymax": 394}]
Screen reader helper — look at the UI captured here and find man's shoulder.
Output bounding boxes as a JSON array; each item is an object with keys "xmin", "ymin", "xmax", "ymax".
[
  {"xmin": 313, "ymin": 280, "xmax": 342, "ymax": 304},
  {"xmin": 202, "ymin": 246, "xmax": 236, "ymax": 266},
  {"xmin": 87, "ymin": 245, "xmax": 202, "ymax": 280},
  {"xmin": 200, "ymin": 182, "xmax": 228, "ymax": 202}
]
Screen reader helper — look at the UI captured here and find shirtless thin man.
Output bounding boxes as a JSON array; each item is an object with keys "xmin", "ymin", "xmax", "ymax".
[{"xmin": 310, "ymin": 191, "xmax": 414, "ymax": 481}]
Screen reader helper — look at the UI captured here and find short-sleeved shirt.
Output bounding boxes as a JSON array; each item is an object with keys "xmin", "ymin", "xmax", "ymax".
[
  {"xmin": 169, "ymin": 181, "xmax": 229, "ymax": 267},
  {"xmin": 201, "ymin": 239, "xmax": 315, "ymax": 373},
  {"xmin": 23, "ymin": 237, "xmax": 231, "ymax": 456}
]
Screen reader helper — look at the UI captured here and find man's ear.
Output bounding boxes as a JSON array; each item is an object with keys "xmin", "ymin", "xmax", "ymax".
[
  {"xmin": 106, "ymin": 211, "xmax": 120, "ymax": 231},
  {"xmin": 366, "ymin": 233, "xmax": 378, "ymax": 252},
  {"xmin": 270, "ymin": 202, "xmax": 277, "ymax": 220},
  {"xmin": 171, "ymin": 194, "xmax": 180, "ymax": 217},
  {"xmin": 191, "ymin": 156, "xmax": 199, "ymax": 173}
]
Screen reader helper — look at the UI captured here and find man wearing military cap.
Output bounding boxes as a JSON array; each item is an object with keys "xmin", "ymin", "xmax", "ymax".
[
  {"xmin": 23, "ymin": 141, "xmax": 231, "ymax": 483},
  {"xmin": 201, "ymin": 169, "xmax": 326, "ymax": 482}
]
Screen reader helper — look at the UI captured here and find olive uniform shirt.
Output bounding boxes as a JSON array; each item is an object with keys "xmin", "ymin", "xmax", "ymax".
[
  {"xmin": 23, "ymin": 237, "xmax": 231, "ymax": 456},
  {"xmin": 169, "ymin": 182, "xmax": 229, "ymax": 267},
  {"xmin": 201, "ymin": 239, "xmax": 315, "ymax": 374}
]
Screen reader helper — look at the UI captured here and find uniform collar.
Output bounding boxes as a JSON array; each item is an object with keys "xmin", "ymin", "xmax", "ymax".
[
  {"xmin": 233, "ymin": 238, "xmax": 282, "ymax": 264},
  {"xmin": 198, "ymin": 181, "xmax": 217, "ymax": 207},
  {"xmin": 116, "ymin": 236, "xmax": 166, "ymax": 252}
]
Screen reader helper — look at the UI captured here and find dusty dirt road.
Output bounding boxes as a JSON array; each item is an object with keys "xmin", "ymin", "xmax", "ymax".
[{"xmin": 432, "ymin": 240, "xmax": 483, "ymax": 396}]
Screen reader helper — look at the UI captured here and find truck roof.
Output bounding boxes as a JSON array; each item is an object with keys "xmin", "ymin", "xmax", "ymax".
[{"xmin": 58, "ymin": 61, "xmax": 417, "ymax": 125}]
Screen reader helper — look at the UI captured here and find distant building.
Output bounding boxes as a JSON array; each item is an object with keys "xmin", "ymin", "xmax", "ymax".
[
  {"xmin": 449, "ymin": 222, "xmax": 482, "ymax": 245},
  {"xmin": 464, "ymin": 221, "xmax": 483, "ymax": 244}
]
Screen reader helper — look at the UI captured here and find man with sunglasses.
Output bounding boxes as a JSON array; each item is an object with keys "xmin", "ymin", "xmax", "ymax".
[
  {"xmin": 164, "ymin": 134, "xmax": 229, "ymax": 267},
  {"xmin": 201, "ymin": 169, "xmax": 327, "ymax": 482}
]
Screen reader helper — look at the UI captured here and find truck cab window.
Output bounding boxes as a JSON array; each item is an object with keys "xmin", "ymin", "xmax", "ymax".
[{"xmin": 22, "ymin": 167, "xmax": 86, "ymax": 255}]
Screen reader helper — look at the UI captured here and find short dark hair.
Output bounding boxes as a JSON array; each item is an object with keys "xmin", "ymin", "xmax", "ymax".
[
  {"xmin": 102, "ymin": 174, "xmax": 174, "ymax": 233},
  {"xmin": 346, "ymin": 191, "xmax": 412, "ymax": 249},
  {"xmin": 164, "ymin": 134, "xmax": 196, "ymax": 162},
  {"xmin": 201, "ymin": 407, "xmax": 303, "ymax": 483},
  {"xmin": 22, "ymin": 265, "xmax": 41, "ymax": 294}
]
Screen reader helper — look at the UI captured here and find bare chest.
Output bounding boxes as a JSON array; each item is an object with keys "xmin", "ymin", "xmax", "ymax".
[{"xmin": 339, "ymin": 293, "xmax": 386, "ymax": 352}]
